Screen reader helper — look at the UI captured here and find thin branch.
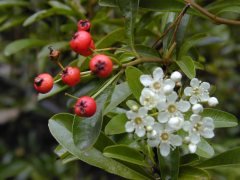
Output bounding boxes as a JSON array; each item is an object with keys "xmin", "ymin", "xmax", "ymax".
[
  {"xmin": 185, "ymin": 0, "xmax": 240, "ymax": 25},
  {"xmin": 121, "ymin": 57, "xmax": 163, "ymax": 68}
]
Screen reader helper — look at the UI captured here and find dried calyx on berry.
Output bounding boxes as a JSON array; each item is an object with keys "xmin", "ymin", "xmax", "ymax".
[
  {"xmin": 74, "ymin": 96, "xmax": 97, "ymax": 117},
  {"xmin": 89, "ymin": 54, "xmax": 113, "ymax": 78},
  {"xmin": 61, "ymin": 66, "xmax": 80, "ymax": 87},
  {"xmin": 48, "ymin": 46, "xmax": 60, "ymax": 60},
  {"xmin": 77, "ymin": 19, "xmax": 91, "ymax": 32},
  {"xmin": 34, "ymin": 73, "xmax": 54, "ymax": 94}
]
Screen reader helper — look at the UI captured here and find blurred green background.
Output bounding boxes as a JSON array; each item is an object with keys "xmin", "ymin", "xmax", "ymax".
[{"xmin": 0, "ymin": 0, "xmax": 239, "ymax": 179}]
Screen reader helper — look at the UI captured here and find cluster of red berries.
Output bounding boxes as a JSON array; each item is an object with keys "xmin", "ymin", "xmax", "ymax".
[{"xmin": 34, "ymin": 19, "xmax": 113, "ymax": 117}]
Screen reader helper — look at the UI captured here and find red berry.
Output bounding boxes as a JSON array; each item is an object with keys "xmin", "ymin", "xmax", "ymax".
[
  {"xmin": 69, "ymin": 31, "xmax": 92, "ymax": 56},
  {"xmin": 89, "ymin": 54, "xmax": 113, "ymax": 78},
  {"xmin": 61, "ymin": 67, "xmax": 80, "ymax": 87},
  {"xmin": 80, "ymin": 40, "xmax": 95, "ymax": 56},
  {"xmin": 74, "ymin": 96, "xmax": 97, "ymax": 117},
  {"xmin": 77, "ymin": 19, "xmax": 91, "ymax": 32},
  {"xmin": 34, "ymin": 73, "xmax": 54, "ymax": 94}
]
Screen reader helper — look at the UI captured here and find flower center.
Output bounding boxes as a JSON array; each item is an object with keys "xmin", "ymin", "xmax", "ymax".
[
  {"xmin": 168, "ymin": 104, "xmax": 176, "ymax": 113},
  {"xmin": 193, "ymin": 88, "xmax": 200, "ymax": 95},
  {"xmin": 134, "ymin": 117, "xmax": 142, "ymax": 124},
  {"xmin": 194, "ymin": 122, "xmax": 202, "ymax": 131},
  {"xmin": 161, "ymin": 132, "xmax": 169, "ymax": 141},
  {"xmin": 153, "ymin": 82, "xmax": 161, "ymax": 90}
]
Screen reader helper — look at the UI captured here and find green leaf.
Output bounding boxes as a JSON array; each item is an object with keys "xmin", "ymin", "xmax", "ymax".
[
  {"xmin": 180, "ymin": 154, "xmax": 199, "ymax": 166},
  {"xmin": 103, "ymin": 145, "xmax": 150, "ymax": 167},
  {"xmin": 202, "ymin": 108, "xmax": 238, "ymax": 128},
  {"xmin": 54, "ymin": 145, "xmax": 79, "ymax": 164},
  {"xmin": 104, "ymin": 82, "xmax": 131, "ymax": 114},
  {"xmin": 0, "ymin": 17, "xmax": 26, "ymax": 32},
  {"xmin": 125, "ymin": 66, "xmax": 144, "ymax": 100},
  {"xmin": 158, "ymin": 148, "xmax": 180, "ymax": 180},
  {"xmin": 179, "ymin": 166, "xmax": 210, "ymax": 180},
  {"xmin": 72, "ymin": 86, "xmax": 113, "ymax": 151},
  {"xmin": 117, "ymin": 0, "xmax": 139, "ymax": 55},
  {"xmin": 96, "ymin": 28, "xmax": 125, "ymax": 48},
  {"xmin": 99, "ymin": 0, "xmax": 118, "ymax": 7},
  {"xmin": 0, "ymin": 0, "xmax": 29, "ymax": 8},
  {"xmin": 94, "ymin": 132, "xmax": 115, "ymax": 152},
  {"xmin": 4, "ymin": 39, "xmax": 47, "ymax": 56},
  {"xmin": 196, "ymin": 138, "xmax": 215, "ymax": 158},
  {"xmin": 135, "ymin": 45, "xmax": 160, "ymax": 58},
  {"xmin": 23, "ymin": 8, "xmax": 75, "ymax": 26},
  {"xmin": 105, "ymin": 113, "xmax": 128, "ymax": 135},
  {"xmin": 49, "ymin": 113, "xmax": 152, "ymax": 179},
  {"xmin": 0, "ymin": 161, "xmax": 29, "ymax": 179},
  {"xmin": 195, "ymin": 147, "xmax": 240, "ymax": 169},
  {"xmin": 48, "ymin": 1, "xmax": 71, "ymax": 10},
  {"xmin": 176, "ymin": 56, "xmax": 196, "ymax": 79}
]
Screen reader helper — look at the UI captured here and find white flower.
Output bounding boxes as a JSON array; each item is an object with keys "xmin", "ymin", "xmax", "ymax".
[
  {"xmin": 192, "ymin": 104, "xmax": 203, "ymax": 114},
  {"xmin": 140, "ymin": 88, "xmax": 163, "ymax": 110},
  {"xmin": 208, "ymin": 97, "xmax": 219, "ymax": 107},
  {"xmin": 184, "ymin": 78, "xmax": 211, "ymax": 104},
  {"xmin": 183, "ymin": 114, "xmax": 215, "ymax": 145},
  {"xmin": 171, "ymin": 71, "xmax": 182, "ymax": 82},
  {"xmin": 140, "ymin": 67, "xmax": 175, "ymax": 95},
  {"xmin": 125, "ymin": 107, "xmax": 155, "ymax": 137},
  {"xmin": 157, "ymin": 92, "xmax": 191, "ymax": 123},
  {"xmin": 147, "ymin": 123, "xmax": 182, "ymax": 156}
]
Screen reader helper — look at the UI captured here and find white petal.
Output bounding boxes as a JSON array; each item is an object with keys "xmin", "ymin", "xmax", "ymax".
[
  {"xmin": 140, "ymin": 75, "xmax": 153, "ymax": 86},
  {"xmin": 125, "ymin": 121, "xmax": 134, "ymax": 132},
  {"xmin": 202, "ymin": 117, "xmax": 214, "ymax": 129},
  {"xmin": 167, "ymin": 92, "xmax": 178, "ymax": 103},
  {"xmin": 201, "ymin": 129, "xmax": 214, "ymax": 138},
  {"xmin": 160, "ymin": 143, "xmax": 170, "ymax": 157},
  {"xmin": 200, "ymin": 82, "xmax": 210, "ymax": 90},
  {"xmin": 199, "ymin": 92, "xmax": 209, "ymax": 102},
  {"xmin": 192, "ymin": 104, "xmax": 203, "ymax": 114},
  {"xmin": 184, "ymin": 87, "xmax": 193, "ymax": 96},
  {"xmin": 157, "ymin": 94, "xmax": 166, "ymax": 103},
  {"xmin": 158, "ymin": 112, "xmax": 170, "ymax": 123},
  {"xmin": 189, "ymin": 133, "xmax": 200, "ymax": 144},
  {"xmin": 135, "ymin": 127, "xmax": 146, "ymax": 137},
  {"xmin": 176, "ymin": 100, "xmax": 190, "ymax": 112},
  {"xmin": 164, "ymin": 79, "xmax": 175, "ymax": 89},
  {"xmin": 147, "ymin": 139, "xmax": 159, "ymax": 147},
  {"xmin": 144, "ymin": 116, "xmax": 155, "ymax": 126},
  {"xmin": 126, "ymin": 111, "xmax": 136, "ymax": 120},
  {"xmin": 189, "ymin": 95, "xmax": 198, "ymax": 104},
  {"xmin": 183, "ymin": 121, "xmax": 191, "ymax": 131},
  {"xmin": 189, "ymin": 143, "xmax": 197, "ymax": 153},
  {"xmin": 170, "ymin": 135, "xmax": 182, "ymax": 146},
  {"xmin": 190, "ymin": 114, "xmax": 201, "ymax": 122},
  {"xmin": 157, "ymin": 101, "xmax": 167, "ymax": 111},
  {"xmin": 168, "ymin": 117, "xmax": 184, "ymax": 130},
  {"xmin": 138, "ymin": 107, "xmax": 148, "ymax": 117},
  {"xmin": 190, "ymin": 78, "xmax": 200, "ymax": 88},
  {"xmin": 153, "ymin": 67, "xmax": 164, "ymax": 80},
  {"xmin": 163, "ymin": 84, "xmax": 174, "ymax": 95}
]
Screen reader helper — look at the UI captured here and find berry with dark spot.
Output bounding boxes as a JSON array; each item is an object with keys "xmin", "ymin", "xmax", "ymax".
[
  {"xmin": 61, "ymin": 67, "xmax": 80, "ymax": 87},
  {"xmin": 77, "ymin": 19, "xmax": 91, "ymax": 32},
  {"xmin": 74, "ymin": 96, "xmax": 97, "ymax": 117},
  {"xmin": 89, "ymin": 54, "xmax": 113, "ymax": 78},
  {"xmin": 34, "ymin": 73, "xmax": 54, "ymax": 93}
]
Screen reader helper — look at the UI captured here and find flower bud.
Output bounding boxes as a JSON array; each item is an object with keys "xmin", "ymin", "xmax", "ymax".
[
  {"xmin": 132, "ymin": 105, "xmax": 139, "ymax": 112},
  {"xmin": 168, "ymin": 117, "xmax": 183, "ymax": 130},
  {"xmin": 163, "ymin": 84, "xmax": 173, "ymax": 95},
  {"xmin": 208, "ymin": 97, "xmax": 219, "ymax": 107},
  {"xmin": 188, "ymin": 143, "xmax": 197, "ymax": 153},
  {"xmin": 171, "ymin": 71, "xmax": 182, "ymax": 82},
  {"xmin": 146, "ymin": 126, "xmax": 153, "ymax": 131},
  {"xmin": 192, "ymin": 104, "xmax": 203, "ymax": 114}
]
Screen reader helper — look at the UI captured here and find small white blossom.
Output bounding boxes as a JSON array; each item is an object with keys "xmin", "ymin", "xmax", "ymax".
[
  {"xmin": 171, "ymin": 71, "xmax": 182, "ymax": 82},
  {"xmin": 140, "ymin": 88, "xmax": 163, "ymax": 110},
  {"xmin": 208, "ymin": 97, "xmax": 219, "ymax": 107},
  {"xmin": 125, "ymin": 107, "xmax": 155, "ymax": 137},
  {"xmin": 184, "ymin": 78, "xmax": 211, "ymax": 104},
  {"xmin": 157, "ymin": 92, "xmax": 191, "ymax": 123},
  {"xmin": 140, "ymin": 67, "xmax": 175, "ymax": 95},
  {"xmin": 147, "ymin": 123, "xmax": 182, "ymax": 156},
  {"xmin": 183, "ymin": 114, "xmax": 215, "ymax": 145},
  {"xmin": 192, "ymin": 104, "xmax": 203, "ymax": 114}
]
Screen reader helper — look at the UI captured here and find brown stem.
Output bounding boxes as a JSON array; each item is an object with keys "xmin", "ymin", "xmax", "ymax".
[
  {"xmin": 65, "ymin": 93, "xmax": 78, "ymax": 100},
  {"xmin": 185, "ymin": 0, "xmax": 240, "ymax": 25},
  {"xmin": 57, "ymin": 61, "xmax": 65, "ymax": 71}
]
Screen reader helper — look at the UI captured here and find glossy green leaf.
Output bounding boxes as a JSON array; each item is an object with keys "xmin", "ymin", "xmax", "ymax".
[
  {"xmin": 4, "ymin": 39, "xmax": 47, "ymax": 56},
  {"xmin": 48, "ymin": 1, "xmax": 71, "ymax": 10},
  {"xmin": 158, "ymin": 148, "xmax": 180, "ymax": 180},
  {"xmin": 54, "ymin": 145, "xmax": 79, "ymax": 164},
  {"xmin": 179, "ymin": 166, "xmax": 210, "ymax": 180},
  {"xmin": 103, "ymin": 145, "xmax": 150, "ymax": 167},
  {"xmin": 196, "ymin": 147, "xmax": 240, "ymax": 169},
  {"xmin": 206, "ymin": 0, "xmax": 240, "ymax": 14},
  {"xmin": 202, "ymin": 108, "xmax": 238, "ymax": 128},
  {"xmin": 23, "ymin": 8, "xmax": 75, "ymax": 26},
  {"xmin": 99, "ymin": 0, "xmax": 118, "ymax": 7},
  {"xmin": 48, "ymin": 113, "xmax": 152, "ymax": 179},
  {"xmin": 196, "ymin": 138, "xmax": 215, "ymax": 158},
  {"xmin": 105, "ymin": 113, "xmax": 128, "ymax": 135},
  {"xmin": 180, "ymin": 154, "xmax": 199, "ymax": 166},
  {"xmin": 0, "ymin": 0, "xmax": 29, "ymax": 8},
  {"xmin": 0, "ymin": 17, "xmax": 26, "ymax": 32},
  {"xmin": 72, "ymin": 86, "xmax": 113, "ymax": 151},
  {"xmin": 96, "ymin": 28, "xmax": 125, "ymax": 48},
  {"xmin": 117, "ymin": 0, "xmax": 139, "ymax": 55},
  {"xmin": 94, "ymin": 132, "xmax": 115, "ymax": 152},
  {"xmin": 125, "ymin": 66, "xmax": 143, "ymax": 100},
  {"xmin": 176, "ymin": 56, "xmax": 196, "ymax": 79},
  {"xmin": 135, "ymin": 45, "xmax": 160, "ymax": 58},
  {"xmin": 104, "ymin": 82, "xmax": 131, "ymax": 114}
]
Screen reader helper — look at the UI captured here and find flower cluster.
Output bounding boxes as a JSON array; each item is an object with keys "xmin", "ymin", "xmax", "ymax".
[{"xmin": 125, "ymin": 67, "xmax": 218, "ymax": 156}]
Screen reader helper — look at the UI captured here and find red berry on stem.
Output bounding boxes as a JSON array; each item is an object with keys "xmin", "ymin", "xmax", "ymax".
[
  {"xmin": 69, "ymin": 31, "xmax": 93, "ymax": 56},
  {"xmin": 34, "ymin": 73, "xmax": 54, "ymax": 94},
  {"xmin": 89, "ymin": 54, "xmax": 113, "ymax": 78},
  {"xmin": 74, "ymin": 96, "xmax": 97, "ymax": 117},
  {"xmin": 80, "ymin": 40, "xmax": 95, "ymax": 56},
  {"xmin": 61, "ymin": 67, "xmax": 80, "ymax": 87},
  {"xmin": 77, "ymin": 19, "xmax": 91, "ymax": 32}
]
